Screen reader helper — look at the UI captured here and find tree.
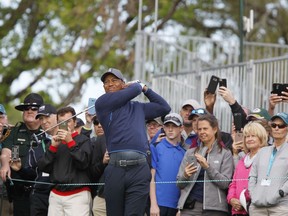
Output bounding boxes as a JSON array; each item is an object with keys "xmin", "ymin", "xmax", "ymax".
[{"xmin": 0, "ymin": 0, "xmax": 287, "ymax": 112}]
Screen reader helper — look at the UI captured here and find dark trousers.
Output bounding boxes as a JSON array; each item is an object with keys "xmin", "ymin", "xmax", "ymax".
[
  {"xmin": 104, "ymin": 163, "xmax": 151, "ymax": 216},
  {"xmin": 13, "ymin": 194, "xmax": 30, "ymax": 216},
  {"xmin": 30, "ymin": 191, "xmax": 49, "ymax": 216},
  {"xmin": 159, "ymin": 206, "xmax": 178, "ymax": 216}
]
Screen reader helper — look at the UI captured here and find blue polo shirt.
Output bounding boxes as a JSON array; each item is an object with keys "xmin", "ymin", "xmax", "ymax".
[{"xmin": 150, "ymin": 138, "xmax": 185, "ymax": 208}]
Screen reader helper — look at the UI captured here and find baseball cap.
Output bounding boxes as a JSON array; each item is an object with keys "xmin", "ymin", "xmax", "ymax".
[
  {"xmin": 100, "ymin": 68, "xmax": 124, "ymax": 82},
  {"xmin": 15, "ymin": 93, "xmax": 44, "ymax": 111},
  {"xmin": 164, "ymin": 113, "xmax": 183, "ymax": 126},
  {"xmin": 188, "ymin": 108, "xmax": 208, "ymax": 120},
  {"xmin": 0, "ymin": 104, "xmax": 6, "ymax": 115},
  {"xmin": 271, "ymin": 112, "xmax": 288, "ymax": 125},
  {"xmin": 146, "ymin": 117, "xmax": 163, "ymax": 125},
  {"xmin": 181, "ymin": 99, "xmax": 202, "ymax": 110},
  {"xmin": 246, "ymin": 108, "xmax": 271, "ymax": 121},
  {"xmin": 35, "ymin": 104, "xmax": 57, "ymax": 119},
  {"xmin": 76, "ymin": 118, "xmax": 85, "ymax": 128}
]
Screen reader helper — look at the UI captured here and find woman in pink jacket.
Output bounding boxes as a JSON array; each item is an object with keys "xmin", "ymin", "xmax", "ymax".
[{"xmin": 227, "ymin": 122, "xmax": 268, "ymax": 215}]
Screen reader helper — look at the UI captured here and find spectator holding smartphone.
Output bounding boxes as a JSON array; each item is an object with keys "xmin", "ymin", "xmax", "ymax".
[
  {"xmin": 269, "ymin": 85, "xmax": 288, "ymax": 116},
  {"xmin": 38, "ymin": 106, "xmax": 93, "ymax": 216},
  {"xmin": 227, "ymin": 122, "xmax": 268, "ymax": 215}
]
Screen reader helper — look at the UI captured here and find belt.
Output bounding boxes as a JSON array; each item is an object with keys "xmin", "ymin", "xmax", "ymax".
[{"xmin": 109, "ymin": 157, "xmax": 147, "ymax": 167}]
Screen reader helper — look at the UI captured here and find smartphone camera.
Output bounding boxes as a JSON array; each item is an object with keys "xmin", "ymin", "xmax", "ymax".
[
  {"xmin": 271, "ymin": 83, "xmax": 288, "ymax": 96},
  {"xmin": 219, "ymin": 78, "xmax": 227, "ymax": 88},
  {"xmin": 59, "ymin": 122, "xmax": 68, "ymax": 131},
  {"xmin": 207, "ymin": 75, "xmax": 220, "ymax": 94},
  {"xmin": 233, "ymin": 113, "xmax": 242, "ymax": 132}
]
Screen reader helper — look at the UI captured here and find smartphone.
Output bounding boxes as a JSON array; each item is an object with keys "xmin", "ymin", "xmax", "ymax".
[
  {"xmin": 207, "ymin": 75, "xmax": 220, "ymax": 94},
  {"xmin": 271, "ymin": 83, "xmax": 288, "ymax": 96},
  {"xmin": 235, "ymin": 132, "xmax": 244, "ymax": 143},
  {"xmin": 11, "ymin": 146, "xmax": 19, "ymax": 161},
  {"xmin": 233, "ymin": 113, "xmax": 242, "ymax": 132},
  {"xmin": 160, "ymin": 127, "xmax": 166, "ymax": 135},
  {"xmin": 187, "ymin": 155, "xmax": 197, "ymax": 166},
  {"xmin": 271, "ymin": 83, "xmax": 283, "ymax": 96},
  {"xmin": 59, "ymin": 122, "xmax": 68, "ymax": 131},
  {"xmin": 88, "ymin": 98, "xmax": 97, "ymax": 115},
  {"xmin": 219, "ymin": 78, "xmax": 227, "ymax": 88}
]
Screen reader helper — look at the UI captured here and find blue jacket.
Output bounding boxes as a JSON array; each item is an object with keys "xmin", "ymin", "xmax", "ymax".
[{"xmin": 95, "ymin": 83, "xmax": 171, "ymax": 154}]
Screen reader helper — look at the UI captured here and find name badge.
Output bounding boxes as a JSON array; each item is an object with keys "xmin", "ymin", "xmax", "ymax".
[{"xmin": 261, "ymin": 179, "xmax": 271, "ymax": 186}]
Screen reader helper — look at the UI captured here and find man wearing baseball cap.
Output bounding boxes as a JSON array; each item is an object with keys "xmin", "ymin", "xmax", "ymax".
[
  {"xmin": 246, "ymin": 108, "xmax": 271, "ymax": 121},
  {"xmin": 0, "ymin": 93, "xmax": 44, "ymax": 216},
  {"xmin": 179, "ymin": 99, "xmax": 202, "ymax": 150},
  {"xmin": 96, "ymin": 68, "xmax": 171, "ymax": 216}
]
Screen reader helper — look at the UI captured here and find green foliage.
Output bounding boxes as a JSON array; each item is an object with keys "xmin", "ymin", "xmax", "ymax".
[{"xmin": 0, "ymin": 0, "xmax": 287, "ymax": 119}]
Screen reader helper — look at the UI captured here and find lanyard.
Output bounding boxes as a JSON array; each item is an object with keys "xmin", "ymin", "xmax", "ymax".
[
  {"xmin": 266, "ymin": 148, "xmax": 277, "ymax": 177},
  {"xmin": 41, "ymin": 140, "xmax": 46, "ymax": 153}
]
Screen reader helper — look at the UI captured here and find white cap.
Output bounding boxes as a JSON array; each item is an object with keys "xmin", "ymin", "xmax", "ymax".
[
  {"xmin": 164, "ymin": 113, "xmax": 183, "ymax": 126},
  {"xmin": 181, "ymin": 99, "xmax": 202, "ymax": 110}
]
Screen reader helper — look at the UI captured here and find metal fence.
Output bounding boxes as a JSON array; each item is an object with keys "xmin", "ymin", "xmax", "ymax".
[
  {"xmin": 134, "ymin": 32, "xmax": 288, "ymax": 84},
  {"xmin": 150, "ymin": 55, "xmax": 288, "ymax": 133}
]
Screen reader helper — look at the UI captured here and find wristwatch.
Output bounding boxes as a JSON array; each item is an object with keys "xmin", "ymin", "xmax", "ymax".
[{"xmin": 279, "ymin": 189, "xmax": 284, "ymax": 197}]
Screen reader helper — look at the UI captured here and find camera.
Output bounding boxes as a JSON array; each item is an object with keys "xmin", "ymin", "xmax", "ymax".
[{"xmin": 271, "ymin": 83, "xmax": 288, "ymax": 96}]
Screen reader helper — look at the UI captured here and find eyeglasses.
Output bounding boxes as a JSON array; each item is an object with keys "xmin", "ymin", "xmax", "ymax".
[
  {"xmin": 270, "ymin": 123, "xmax": 287, "ymax": 129},
  {"xmin": 146, "ymin": 122, "xmax": 161, "ymax": 128},
  {"xmin": 164, "ymin": 116, "xmax": 181, "ymax": 124},
  {"xmin": 191, "ymin": 108, "xmax": 206, "ymax": 115},
  {"xmin": 23, "ymin": 106, "xmax": 39, "ymax": 111}
]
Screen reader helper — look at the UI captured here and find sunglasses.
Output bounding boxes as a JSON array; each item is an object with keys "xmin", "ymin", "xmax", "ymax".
[
  {"xmin": 270, "ymin": 123, "xmax": 287, "ymax": 129},
  {"xmin": 23, "ymin": 106, "xmax": 39, "ymax": 111},
  {"xmin": 191, "ymin": 108, "xmax": 206, "ymax": 115}
]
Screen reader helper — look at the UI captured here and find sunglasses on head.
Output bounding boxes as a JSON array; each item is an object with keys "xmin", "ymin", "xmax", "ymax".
[
  {"xmin": 270, "ymin": 123, "xmax": 287, "ymax": 129},
  {"xmin": 23, "ymin": 106, "xmax": 39, "ymax": 111},
  {"xmin": 191, "ymin": 108, "xmax": 206, "ymax": 115}
]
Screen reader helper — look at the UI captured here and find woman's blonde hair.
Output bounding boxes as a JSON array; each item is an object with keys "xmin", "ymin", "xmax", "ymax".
[{"xmin": 243, "ymin": 121, "xmax": 268, "ymax": 150}]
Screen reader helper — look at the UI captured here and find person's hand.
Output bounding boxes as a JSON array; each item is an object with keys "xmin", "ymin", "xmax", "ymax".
[
  {"xmin": 218, "ymin": 86, "xmax": 236, "ymax": 105},
  {"xmin": 269, "ymin": 93, "xmax": 282, "ymax": 110},
  {"xmin": 281, "ymin": 88, "xmax": 288, "ymax": 102},
  {"xmin": 195, "ymin": 153, "xmax": 209, "ymax": 169},
  {"xmin": 0, "ymin": 165, "xmax": 11, "ymax": 182},
  {"xmin": 10, "ymin": 158, "xmax": 22, "ymax": 171},
  {"xmin": 204, "ymin": 89, "xmax": 216, "ymax": 113},
  {"xmin": 103, "ymin": 150, "xmax": 110, "ymax": 164},
  {"xmin": 51, "ymin": 134, "xmax": 62, "ymax": 147},
  {"xmin": 155, "ymin": 132, "xmax": 166, "ymax": 143},
  {"xmin": 232, "ymin": 140, "xmax": 244, "ymax": 156},
  {"xmin": 57, "ymin": 129, "xmax": 73, "ymax": 143},
  {"xmin": 85, "ymin": 111, "xmax": 94, "ymax": 127},
  {"xmin": 150, "ymin": 203, "xmax": 160, "ymax": 216},
  {"xmin": 230, "ymin": 198, "xmax": 243, "ymax": 212},
  {"xmin": 184, "ymin": 162, "xmax": 198, "ymax": 179}
]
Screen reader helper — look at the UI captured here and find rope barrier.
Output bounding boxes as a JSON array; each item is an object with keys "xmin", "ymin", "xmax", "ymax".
[{"xmin": 7, "ymin": 176, "xmax": 288, "ymax": 186}]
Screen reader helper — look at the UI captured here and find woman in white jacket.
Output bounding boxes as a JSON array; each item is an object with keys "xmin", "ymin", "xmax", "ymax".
[{"xmin": 176, "ymin": 114, "xmax": 234, "ymax": 216}]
